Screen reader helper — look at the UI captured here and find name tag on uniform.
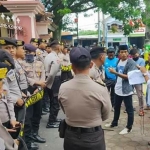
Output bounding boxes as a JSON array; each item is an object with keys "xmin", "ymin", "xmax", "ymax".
[{"xmin": 7, "ymin": 70, "xmax": 15, "ymax": 81}]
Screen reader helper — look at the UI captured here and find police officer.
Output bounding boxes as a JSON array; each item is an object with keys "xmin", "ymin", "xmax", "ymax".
[
  {"xmin": 21, "ymin": 44, "xmax": 46, "ymax": 149},
  {"xmin": 45, "ymin": 43, "xmax": 52, "ymax": 54},
  {"xmin": 61, "ymin": 46, "xmax": 73, "ymax": 82},
  {"xmin": 34, "ymin": 38, "xmax": 49, "ymax": 113},
  {"xmin": 30, "ymin": 38, "xmax": 39, "ymax": 49},
  {"xmin": 58, "ymin": 47, "xmax": 111, "ymax": 150},
  {"xmin": 0, "ymin": 118, "xmax": 18, "ymax": 150},
  {"xmin": 0, "ymin": 51, "xmax": 21, "ymax": 139},
  {"xmin": 44, "ymin": 40, "xmax": 61, "ymax": 128},
  {"xmin": 36, "ymin": 38, "xmax": 47, "ymax": 64},
  {"xmin": 89, "ymin": 47, "xmax": 106, "ymax": 84},
  {"xmin": 0, "ymin": 37, "xmax": 25, "ymax": 122}
]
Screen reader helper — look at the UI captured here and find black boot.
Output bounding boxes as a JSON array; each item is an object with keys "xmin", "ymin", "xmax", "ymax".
[
  {"xmin": 31, "ymin": 132, "xmax": 46, "ymax": 143},
  {"xmin": 27, "ymin": 142, "xmax": 39, "ymax": 150},
  {"xmin": 46, "ymin": 122, "xmax": 60, "ymax": 128}
]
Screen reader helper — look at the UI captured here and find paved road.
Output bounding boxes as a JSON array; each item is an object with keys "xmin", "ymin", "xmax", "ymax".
[{"xmin": 38, "ymin": 95, "xmax": 150, "ymax": 150}]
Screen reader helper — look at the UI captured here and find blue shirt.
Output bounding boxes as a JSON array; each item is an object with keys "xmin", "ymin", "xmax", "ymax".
[
  {"xmin": 135, "ymin": 58, "xmax": 145, "ymax": 66},
  {"xmin": 104, "ymin": 57, "xmax": 119, "ymax": 80}
]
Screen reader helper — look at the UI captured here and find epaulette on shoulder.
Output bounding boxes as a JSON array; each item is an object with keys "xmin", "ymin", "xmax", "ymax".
[{"xmin": 95, "ymin": 80, "xmax": 106, "ymax": 87}]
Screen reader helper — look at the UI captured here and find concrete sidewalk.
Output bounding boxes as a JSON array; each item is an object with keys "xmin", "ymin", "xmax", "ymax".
[{"xmin": 39, "ymin": 95, "xmax": 150, "ymax": 150}]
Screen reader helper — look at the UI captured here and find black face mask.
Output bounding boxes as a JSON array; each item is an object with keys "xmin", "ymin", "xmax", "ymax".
[
  {"xmin": 133, "ymin": 57, "xmax": 139, "ymax": 61},
  {"xmin": 25, "ymin": 54, "xmax": 34, "ymax": 63}
]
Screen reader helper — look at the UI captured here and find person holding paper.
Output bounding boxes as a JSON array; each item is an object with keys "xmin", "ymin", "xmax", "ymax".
[
  {"xmin": 138, "ymin": 66, "xmax": 150, "ymax": 145},
  {"xmin": 105, "ymin": 45, "xmax": 137, "ymax": 135},
  {"xmin": 130, "ymin": 48, "xmax": 145, "ymax": 116},
  {"xmin": 145, "ymin": 54, "xmax": 150, "ymax": 109}
]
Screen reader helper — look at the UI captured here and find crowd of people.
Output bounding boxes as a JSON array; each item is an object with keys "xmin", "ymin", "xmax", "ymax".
[{"xmin": 0, "ymin": 36, "xmax": 149, "ymax": 150}]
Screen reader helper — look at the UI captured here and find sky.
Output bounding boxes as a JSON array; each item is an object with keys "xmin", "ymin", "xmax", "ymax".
[
  {"xmin": 78, "ymin": 10, "xmax": 98, "ymax": 30},
  {"xmin": 67, "ymin": 10, "xmax": 103, "ymax": 31}
]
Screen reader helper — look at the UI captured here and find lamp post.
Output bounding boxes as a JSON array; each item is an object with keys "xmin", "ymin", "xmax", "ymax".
[
  {"xmin": 74, "ymin": 13, "xmax": 79, "ymax": 46},
  {"xmin": 98, "ymin": 9, "xmax": 101, "ymax": 46}
]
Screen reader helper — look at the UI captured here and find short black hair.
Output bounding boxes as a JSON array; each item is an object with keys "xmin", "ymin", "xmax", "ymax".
[
  {"xmin": 73, "ymin": 55, "xmax": 91, "ymax": 70},
  {"xmin": 90, "ymin": 47, "xmax": 105, "ymax": 59},
  {"xmin": 130, "ymin": 48, "xmax": 138, "ymax": 55}
]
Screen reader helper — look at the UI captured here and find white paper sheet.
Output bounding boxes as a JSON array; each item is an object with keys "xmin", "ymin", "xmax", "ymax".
[{"xmin": 127, "ymin": 70, "xmax": 145, "ymax": 85}]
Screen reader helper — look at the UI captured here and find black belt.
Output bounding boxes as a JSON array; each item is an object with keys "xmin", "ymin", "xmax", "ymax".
[{"xmin": 67, "ymin": 125, "xmax": 101, "ymax": 133}]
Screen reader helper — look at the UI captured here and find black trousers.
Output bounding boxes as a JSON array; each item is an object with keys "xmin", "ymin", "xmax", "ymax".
[
  {"xmin": 47, "ymin": 76, "xmax": 61, "ymax": 123},
  {"xmin": 107, "ymin": 84, "xmax": 115, "ymax": 107},
  {"xmin": 64, "ymin": 127, "xmax": 106, "ymax": 150},
  {"xmin": 3, "ymin": 121, "xmax": 20, "ymax": 139},
  {"xmin": 24, "ymin": 86, "xmax": 42, "ymax": 145},
  {"xmin": 61, "ymin": 71, "xmax": 73, "ymax": 82},
  {"xmin": 42, "ymin": 88, "xmax": 50, "ymax": 109},
  {"xmin": 112, "ymin": 94, "xmax": 134, "ymax": 130}
]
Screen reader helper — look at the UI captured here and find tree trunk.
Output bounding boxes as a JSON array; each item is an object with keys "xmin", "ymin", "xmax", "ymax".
[
  {"xmin": 52, "ymin": 13, "xmax": 63, "ymax": 40},
  {"xmin": 53, "ymin": 26, "xmax": 61, "ymax": 40}
]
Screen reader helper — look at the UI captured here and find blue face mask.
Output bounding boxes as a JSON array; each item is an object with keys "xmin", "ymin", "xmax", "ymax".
[{"xmin": 25, "ymin": 54, "xmax": 34, "ymax": 63}]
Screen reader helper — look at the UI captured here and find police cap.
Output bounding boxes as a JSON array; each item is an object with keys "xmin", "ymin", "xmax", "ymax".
[
  {"xmin": 90, "ymin": 46, "xmax": 105, "ymax": 58},
  {"xmin": 0, "ymin": 37, "xmax": 17, "ymax": 46},
  {"xmin": 12, "ymin": 39, "xmax": 24, "ymax": 47},
  {"xmin": 38, "ymin": 38, "xmax": 47, "ymax": 44},
  {"xmin": 0, "ymin": 49, "xmax": 15, "ymax": 70},
  {"xmin": 24, "ymin": 44, "xmax": 36, "ymax": 52},
  {"xmin": 49, "ymin": 40, "xmax": 60, "ymax": 47},
  {"xmin": 70, "ymin": 47, "xmax": 91, "ymax": 64},
  {"xmin": 30, "ymin": 38, "xmax": 39, "ymax": 43}
]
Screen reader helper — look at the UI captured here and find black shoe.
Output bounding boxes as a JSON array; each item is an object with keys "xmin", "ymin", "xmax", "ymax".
[
  {"xmin": 27, "ymin": 142, "xmax": 39, "ymax": 150},
  {"xmin": 31, "ymin": 134, "xmax": 46, "ymax": 143},
  {"xmin": 41, "ymin": 111, "xmax": 47, "ymax": 115},
  {"xmin": 46, "ymin": 122, "xmax": 59, "ymax": 128},
  {"xmin": 43, "ymin": 108, "xmax": 50, "ymax": 113},
  {"xmin": 55, "ymin": 118, "xmax": 62, "ymax": 122}
]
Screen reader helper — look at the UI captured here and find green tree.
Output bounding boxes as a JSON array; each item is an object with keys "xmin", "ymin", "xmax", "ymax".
[{"xmin": 42, "ymin": 0, "xmax": 141, "ymax": 39}]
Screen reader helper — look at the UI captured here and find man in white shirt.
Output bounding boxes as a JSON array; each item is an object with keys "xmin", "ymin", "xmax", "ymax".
[{"xmin": 105, "ymin": 45, "xmax": 137, "ymax": 135}]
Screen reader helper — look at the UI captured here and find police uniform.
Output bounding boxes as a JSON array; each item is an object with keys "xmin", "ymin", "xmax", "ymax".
[
  {"xmin": 0, "ymin": 68, "xmax": 16, "ymax": 124},
  {"xmin": 34, "ymin": 38, "xmax": 50, "ymax": 113},
  {"xmin": 0, "ymin": 66, "xmax": 21, "ymax": 140},
  {"xmin": 59, "ymin": 47, "xmax": 111, "ymax": 150},
  {"xmin": 61, "ymin": 53, "xmax": 73, "ymax": 82},
  {"xmin": 0, "ymin": 119, "xmax": 18, "ymax": 150},
  {"xmin": 44, "ymin": 40, "xmax": 61, "ymax": 128},
  {"xmin": 89, "ymin": 47, "xmax": 106, "ymax": 86},
  {"xmin": 36, "ymin": 38, "xmax": 47, "ymax": 64},
  {"xmin": 21, "ymin": 44, "xmax": 46, "ymax": 148},
  {"xmin": 0, "ymin": 38, "xmax": 24, "ymax": 122}
]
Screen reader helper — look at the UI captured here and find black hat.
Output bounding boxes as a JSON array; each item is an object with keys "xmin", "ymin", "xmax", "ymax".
[
  {"xmin": 119, "ymin": 45, "xmax": 128, "ymax": 51},
  {"xmin": 38, "ymin": 38, "xmax": 47, "ymax": 44},
  {"xmin": 107, "ymin": 47, "xmax": 115, "ymax": 53},
  {"xmin": 0, "ymin": 49, "xmax": 15, "ymax": 70},
  {"xmin": 90, "ymin": 47, "xmax": 105, "ymax": 58},
  {"xmin": 12, "ymin": 39, "xmax": 24, "ymax": 46},
  {"xmin": 24, "ymin": 44, "xmax": 36, "ymax": 52},
  {"xmin": 49, "ymin": 40, "xmax": 60, "ymax": 47},
  {"xmin": 30, "ymin": 38, "xmax": 39, "ymax": 43},
  {"xmin": 70, "ymin": 47, "xmax": 91, "ymax": 64},
  {"xmin": 0, "ymin": 37, "xmax": 17, "ymax": 46}
]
